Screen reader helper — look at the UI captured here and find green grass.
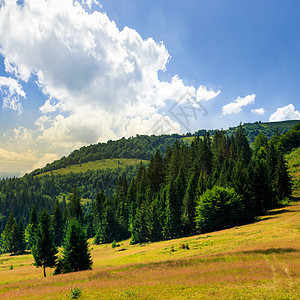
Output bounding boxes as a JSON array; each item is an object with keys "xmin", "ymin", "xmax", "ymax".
[
  {"xmin": 259, "ymin": 120, "xmax": 300, "ymax": 128},
  {"xmin": 1, "ymin": 203, "xmax": 299, "ymax": 299},
  {"xmin": 180, "ymin": 136, "xmax": 197, "ymax": 144},
  {"xmin": 286, "ymin": 147, "xmax": 300, "ymax": 197},
  {"xmin": 37, "ymin": 158, "xmax": 148, "ymax": 177}
]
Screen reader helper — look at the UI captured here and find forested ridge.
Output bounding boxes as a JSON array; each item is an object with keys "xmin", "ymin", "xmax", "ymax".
[
  {"xmin": 31, "ymin": 120, "xmax": 298, "ymax": 176},
  {"xmin": 0, "ymin": 121, "xmax": 299, "ymax": 257}
]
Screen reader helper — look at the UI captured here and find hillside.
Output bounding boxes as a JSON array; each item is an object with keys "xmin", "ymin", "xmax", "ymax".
[
  {"xmin": 287, "ymin": 147, "xmax": 300, "ymax": 198},
  {"xmin": 31, "ymin": 120, "xmax": 299, "ymax": 176},
  {"xmin": 37, "ymin": 158, "xmax": 149, "ymax": 177},
  {"xmin": 226, "ymin": 119, "xmax": 300, "ymax": 144},
  {"xmin": 0, "ymin": 202, "xmax": 299, "ymax": 299}
]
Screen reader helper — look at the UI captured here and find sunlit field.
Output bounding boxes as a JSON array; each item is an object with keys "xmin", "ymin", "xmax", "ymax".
[
  {"xmin": 1, "ymin": 201, "xmax": 299, "ymax": 299},
  {"xmin": 287, "ymin": 147, "xmax": 300, "ymax": 198},
  {"xmin": 37, "ymin": 158, "xmax": 149, "ymax": 177}
]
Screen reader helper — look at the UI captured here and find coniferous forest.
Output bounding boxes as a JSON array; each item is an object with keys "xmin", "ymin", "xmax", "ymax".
[{"xmin": 0, "ymin": 121, "xmax": 299, "ymax": 275}]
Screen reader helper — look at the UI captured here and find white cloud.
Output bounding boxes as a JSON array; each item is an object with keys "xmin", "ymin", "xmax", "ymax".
[
  {"xmin": 269, "ymin": 104, "xmax": 300, "ymax": 122},
  {"xmin": 196, "ymin": 85, "xmax": 221, "ymax": 101},
  {"xmin": 0, "ymin": 148, "xmax": 35, "ymax": 162},
  {"xmin": 12, "ymin": 126, "xmax": 33, "ymax": 141},
  {"xmin": 0, "ymin": 0, "xmax": 221, "ymax": 153},
  {"xmin": 39, "ymin": 99, "xmax": 62, "ymax": 114},
  {"xmin": 0, "ymin": 76, "xmax": 26, "ymax": 114},
  {"xmin": 251, "ymin": 108, "xmax": 265, "ymax": 115},
  {"xmin": 222, "ymin": 94, "xmax": 255, "ymax": 115},
  {"xmin": 0, "ymin": 0, "xmax": 222, "ymax": 175},
  {"xmin": 28, "ymin": 153, "xmax": 60, "ymax": 172}
]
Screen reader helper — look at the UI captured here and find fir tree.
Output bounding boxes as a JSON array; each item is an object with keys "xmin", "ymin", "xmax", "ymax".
[
  {"xmin": 274, "ymin": 152, "xmax": 292, "ymax": 201},
  {"xmin": 59, "ymin": 218, "xmax": 92, "ymax": 273},
  {"xmin": 16, "ymin": 221, "xmax": 25, "ymax": 254},
  {"xmin": 52, "ymin": 199, "xmax": 64, "ymax": 246},
  {"xmin": 1, "ymin": 213, "xmax": 16, "ymax": 255},
  {"xmin": 67, "ymin": 187, "xmax": 83, "ymax": 223},
  {"xmin": 32, "ymin": 210, "xmax": 57, "ymax": 277}
]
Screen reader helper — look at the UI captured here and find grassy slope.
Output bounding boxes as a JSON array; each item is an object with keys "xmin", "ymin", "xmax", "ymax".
[
  {"xmin": 260, "ymin": 120, "xmax": 300, "ymax": 128},
  {"xmin": 287, "ymin": 147, "xmax": 300, "ymax": 198},
  {"xmin": 37, "ymin": 158, "xmax": 148, "ymax": 177},
  {"xmin": 0, "ymin": 203, "xmax": 299, "ymax": 299}
]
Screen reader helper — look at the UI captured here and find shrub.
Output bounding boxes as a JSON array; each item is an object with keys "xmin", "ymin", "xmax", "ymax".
[
  {"xmin": 67, "ymin": 287, "xmax": 82, "ymax": 299},
  {"xmin": 111, "ymin": 240, "xmax": 120, "ymax": 248},
  {"xmin": 195, "ymin": 186, "xmax": 244, "ymax": 233}
]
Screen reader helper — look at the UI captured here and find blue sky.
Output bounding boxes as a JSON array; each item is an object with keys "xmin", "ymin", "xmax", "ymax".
[{"xmin": 0, "ymin": 0, "xmax": 299, "ymax": 175}]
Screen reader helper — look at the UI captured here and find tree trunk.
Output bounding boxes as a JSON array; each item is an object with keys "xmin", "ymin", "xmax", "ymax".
[{"xmin": 43, "ymin": 265, "xmax": 46, "ymax": 277}]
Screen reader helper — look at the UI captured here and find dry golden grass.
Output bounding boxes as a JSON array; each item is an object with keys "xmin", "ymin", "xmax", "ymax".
[{"xmin": 1, "ymin": 203, "xmax": 300, "ymax": 299}]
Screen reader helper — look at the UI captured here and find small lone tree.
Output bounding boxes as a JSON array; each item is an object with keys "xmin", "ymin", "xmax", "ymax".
[
  {"xmin": 57, "ymin": 218, "xmax": 92, "ymax": 273},
  {"xmin": 32, "ymin": 210, "xmax": 57, "ymax": 277}
]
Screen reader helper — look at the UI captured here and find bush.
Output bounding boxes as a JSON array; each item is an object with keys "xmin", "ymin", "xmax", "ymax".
[
  {"xmin": 67, "ymin": 287, "xmax": 82, "ymax": 299},
  {"xmin": 111, "ymin": 240, "xmax": 120, "ymax": 248},
  {"xmin": 195, "ymin": 186, "xmax": 244, "ymax": 233}
]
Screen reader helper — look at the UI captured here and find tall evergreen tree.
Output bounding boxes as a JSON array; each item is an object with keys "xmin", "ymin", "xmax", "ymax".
[
  {"xmin": 67, "ymin": 187, "xmax": 83, "ymax": 223},
  {"xmin": 16, "ymin": 221, "xmax": 25, "ymax": 254},
  {"xmin": 274, "ymin": 152, "xmax": 292, "ymax": 201},
  {"xmin": 181, "ymin": 173, "xmax": 198, "ymax": 235},
  {"xmin": 60, "ymin": 218, "xmax": 92, "ymax": 273},
  {"xmin": 1, "ymin": 213, "xmax": 16, "ymax": 255},
  {"xmin": 32, "ymin": 210, "xmax": 57, "ymax": 277},
  {"xmin": 52, "ymin": 199, "xmax": 64, "ymax": 246}
]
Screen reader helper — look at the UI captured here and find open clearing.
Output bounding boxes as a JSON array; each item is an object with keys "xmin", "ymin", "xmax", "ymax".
[
  {"xmin": 37, "ymin": 158, "xmax": 148, "ymax": 177},
  {"xmin": 0, "ymin": 201, "xmax": 299, "ymax": 299}
]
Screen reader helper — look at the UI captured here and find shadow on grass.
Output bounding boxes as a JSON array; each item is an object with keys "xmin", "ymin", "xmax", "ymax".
[
  {"xmin": 265, "ymin": 208, "xmax": 296, "ymax": 216},
  {"xmin": 239, "ymin": 248, "xmax": 299, "ymax": 255}
]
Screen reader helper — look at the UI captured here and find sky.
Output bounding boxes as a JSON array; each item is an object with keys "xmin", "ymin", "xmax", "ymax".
[{"xmin": 0, "ymin": 0, "xmax": 300, "ymax": 176}]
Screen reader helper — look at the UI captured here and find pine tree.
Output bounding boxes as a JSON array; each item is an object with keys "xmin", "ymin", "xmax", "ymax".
[
  {"xmin": 1, "ymin": 212, "xmax": 16, "ymax": 255},
  {"xmin": 25, "ymin": 205, "xmax": 38, "ymax": 250},
  {"xmin": 32, "ymin": 210, "xmax": 57, "ymax": 277},
  {"xmin": 60, "ymin": 218, "xmax": 92, "ymax": 273},
  {"xmin": 163, "ymin": 169, "xmax": 184, "ymax": 239},
  {"xmin": 67, "ymin": 187, "xmax": 83, "ymax": 223},
  {"xmin": 274, "ymin": 152, "xmax": 292, "ymax": 201},
  {"xmin": 16, "ymin": 221, "xmax": 25, "ymax": 254},
  {"xmin": 147, "ymin": 149, "xmax": 164, "ymax": 192},
  {"xmin": 52, "ymin": 199, "xmax": 64, "ymax": 246},
  {"xmin": 181, "ymin": 173, "xmax": 198, "ymax": 235}
]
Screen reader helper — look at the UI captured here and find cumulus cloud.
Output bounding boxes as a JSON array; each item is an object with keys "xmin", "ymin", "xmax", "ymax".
[
  {"xmin": 196, "ymin": 86, "xmax": 221, "ymax": 101},
  {"xmin": 0, "ymin": 76, "xmax": 26, "ymax": 114},
  {"xmin": 222, "ymin": 94, "xmax": 255, "ymax": 115},
  {"xmin": 0, "ymin": 0, "xmax": 220, "ymax": 153},
  {"xmin": 269, "ymin": 104, "xmax": 300, "ymax": 122},
  {"xmin": 251, "ymin": 108, "xmax": 265, "ymax": 115},
  {"xmin": 0, "ymin": 147, "xmax": 35, "ymax": 162},
  {"xmin": 29, "ymin": 153, "xmax": 60, "ymax": 172},
  {"xmin": 12, "ymin": 126, "xmax": 33, "ymax": 141}
]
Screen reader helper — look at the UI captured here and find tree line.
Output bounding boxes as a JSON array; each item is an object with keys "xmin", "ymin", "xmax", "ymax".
[
  {"xmin": 1, "ymin": 189, "xmax": 92, "ymax": 277},
  {"xmin": 0, "ymin": 122, "xmax": 298, "ymax": 276}
]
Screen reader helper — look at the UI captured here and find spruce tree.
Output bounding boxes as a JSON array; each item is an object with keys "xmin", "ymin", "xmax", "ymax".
[
  {"xmin": 16, "ymin": 221, "xmax": 25, "ymax": 254},
  {"xmin": 274, "ymin": 152, "xmax": 292, "ymax": 201},
  {"xmin": 181, "ymin": 173, "xmax": 198, "ymax": 235},
  {"xmin": 60, "ymin": 218, "xmax": 92, "ymax": 272},
  {"xmin": 52, "ymin": 199, "xmax": 64, "ymax": 246},
  {"xmin": 32, "ymin": 210, "xmax": 57, "ymax": 277},
  {"xmin": 1, "ymin": 212, "xmax": 16, "ymax": 255},
  {"xmin": 25, "ymin": 206, "xmax": 38, "ymax": 250},
  {"xmin": 67, "ymin": 187, "xmax": 83, "ymax": 223}
]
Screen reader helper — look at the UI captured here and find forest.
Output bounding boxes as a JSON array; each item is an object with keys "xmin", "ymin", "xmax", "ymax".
[{"xmin": 0, "ymin": 121, "xmax": 299, "ymax": 274}]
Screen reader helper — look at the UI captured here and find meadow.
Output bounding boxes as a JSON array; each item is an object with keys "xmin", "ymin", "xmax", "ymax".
[
  {"xmin": 37, "ymin": 159, "xmax": 148, "ymax": 177},
  {"xmin": 287, "ymin": 147, "xmax": 300, "ymax": 198},
  {"xmin": 0, "ymin": 201, "xmax": 299, "ymax": 299}
]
